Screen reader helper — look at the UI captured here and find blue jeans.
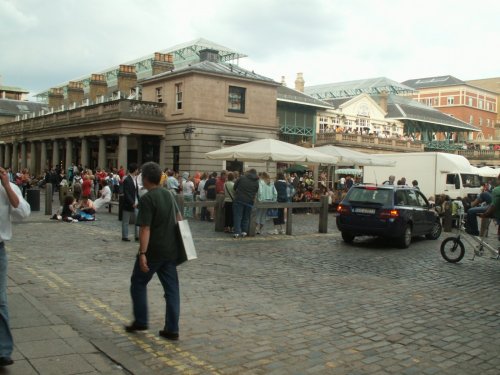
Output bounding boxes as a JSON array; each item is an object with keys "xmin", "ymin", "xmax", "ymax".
[
  {"xmin": 233, "ymin": 201, "xmax": 253, "ymax": 235},
  {"xmin": 465, "ymin": 206, "xmax": 488, "ymax": 235},
  {"xmin": 122, "ymin": 209, "xmax": 138, "ymax": 239},
  {"xmin": 0, "ymin": 243, "xmax": 13, "ymax": 358},
  {"xmin": 130, "ymin": 258, "xmax": 180, "ymax": 333}
]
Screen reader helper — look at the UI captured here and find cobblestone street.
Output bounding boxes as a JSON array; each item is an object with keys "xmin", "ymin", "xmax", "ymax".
[{"xmin": 5, "ymin": 195, "xmax": 500, "ymax": 374}]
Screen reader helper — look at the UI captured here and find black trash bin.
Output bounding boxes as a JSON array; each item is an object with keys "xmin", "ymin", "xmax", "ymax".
[{"xmin": 27, "ymin": 189, "xmax": 40, "ymax": 211}]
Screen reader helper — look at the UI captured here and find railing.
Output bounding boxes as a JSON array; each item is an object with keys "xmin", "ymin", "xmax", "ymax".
[
  {"xmin": 0, "ymin": 99, "xmax": 165, "ymax": 137},
  {"xmin": 316, "ymin": 132, "xmax": 424, "ymax": 152},
  {"xmin": 174, "ymin": 194, "xmax": 331, "ymax": 237}
]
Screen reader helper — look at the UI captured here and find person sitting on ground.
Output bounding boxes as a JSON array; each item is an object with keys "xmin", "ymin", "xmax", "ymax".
[
  {"xmin": 61, "ymin": 195, "xmax": 80, "ymax": 222},
  {"xmin": 79, "ymin": 195, "xmax": 96, "ymax": 216},
  {"xmin": 93, "ymin": 179, "xmax": 112, "ymax": 210},
  {"xmin": 464, "ymin": 187, "xmax": 492, "ymax": 236}
]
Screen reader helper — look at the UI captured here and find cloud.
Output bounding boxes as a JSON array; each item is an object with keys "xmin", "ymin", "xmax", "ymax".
[{"xmin": 0, "ymin": 0, "xmax": 499, "ymax": 96}]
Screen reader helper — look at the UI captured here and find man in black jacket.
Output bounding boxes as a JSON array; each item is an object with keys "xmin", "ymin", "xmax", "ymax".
[
  {"xmin": 232, "ymin": 169, "xmax": 259, "ymax": 238},
  {"xmin": 122, "ymin": 163, "xmax": 139, "ymax": 241}
]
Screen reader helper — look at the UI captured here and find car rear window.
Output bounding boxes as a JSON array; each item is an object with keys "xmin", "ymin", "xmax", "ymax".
[{"xmin": 347, "ymin": 188, "xmax": 392, "ymax": 205}]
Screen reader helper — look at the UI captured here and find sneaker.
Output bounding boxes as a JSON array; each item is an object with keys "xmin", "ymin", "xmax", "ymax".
[
  {"xmin": 233, "ymin": 234, "xmax": 240, "ymax": 239},
  {"xmin": 241, "ymin": 232, "xmax": 247, "ymax": 238},
  {"xmin": 269, "ymin": 229, "xmax": 279, "ymax": 235},
  {"xmin": 280, "ymin": 229, "xmax": 286, "ymax": 234}
]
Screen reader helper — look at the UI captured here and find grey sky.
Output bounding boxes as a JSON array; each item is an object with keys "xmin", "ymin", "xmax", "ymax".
[{"xmin": 1, "ymin": 0, "xmax": 499, "ymax": 97}]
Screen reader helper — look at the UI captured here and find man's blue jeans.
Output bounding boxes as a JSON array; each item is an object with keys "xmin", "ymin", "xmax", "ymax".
[
  {"xmin": 0, "ymin": 243, "xmax": 13, "ymax": 358},
  {"xmin": 130, "ymin": 258, "xmax": 180, "ymax": 333},
  {"xmin": 233, "ymin": 201, "xmax": 253, "ymax": 235},
  {"xmin": 465, "ymin": 206, "xmax": 488, "ymax": 235},
  {"xmin": 122, "ymin": 208, "xmax": 138, "ymax": 239}
]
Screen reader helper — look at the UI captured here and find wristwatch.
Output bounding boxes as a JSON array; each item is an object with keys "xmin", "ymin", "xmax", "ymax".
[{"xmin": 138, "ymin": 250, "xmax": 147, "ymax": 256}]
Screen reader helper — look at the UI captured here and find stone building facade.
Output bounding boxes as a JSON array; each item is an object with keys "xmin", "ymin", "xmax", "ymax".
[{"xmin": 0, "ymin": 49, "xmax": 280, "ymax": 176}]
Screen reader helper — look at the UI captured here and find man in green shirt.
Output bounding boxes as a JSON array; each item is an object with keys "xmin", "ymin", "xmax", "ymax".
[{"xmin": 125, "ymin": 162, "xmax": 182, "ymax": 341}]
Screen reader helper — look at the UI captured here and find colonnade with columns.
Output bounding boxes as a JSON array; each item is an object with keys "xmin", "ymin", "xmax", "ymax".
[{"xmin": 0, "ymin": 134, "xmax": 137, "ymax": 176}]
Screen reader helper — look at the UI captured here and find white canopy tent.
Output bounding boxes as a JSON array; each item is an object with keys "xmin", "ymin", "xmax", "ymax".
[
  {"xmin": 313, "ymin": 145, "xmax": 395, "ymax": 167},
  {"xmin": 205, "ymin": 138, "xmax": 339, "ymax": 164}
]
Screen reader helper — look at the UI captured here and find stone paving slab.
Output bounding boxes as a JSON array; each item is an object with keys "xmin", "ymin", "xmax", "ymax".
[{"xmin": 5, "ymin": 192, "xmax": 500, "ymax": 374}]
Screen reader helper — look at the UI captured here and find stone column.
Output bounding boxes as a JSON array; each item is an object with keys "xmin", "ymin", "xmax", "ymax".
[
  {"xmin": 29, "ymin": 141, "xmax": 37, "ymax": 175},
  {"xmin": 4, "ymin": 144, "xmax": 11, "ymax": 169},
  {"xmin": 118, "ymin": 134, "xmax": 128, "ymax": 172},
  {"xmin": 159, "ymin": 136, "xmax": 166, "ymax": 167},
  {"xmin": 40, "ymin": 141, "xmax": 47, "ymax": 172},
  {"xmin": 0, "ymin": 144, "xmax": 4, "ymax": 167},
  {"xmin": 52, "ymin": 139, "xmax": 59, "ymax": 169},
  {"xmin": 20, "ymin": 142, "xmax": 27, "ymax": 170},
  {"xmin": 80, "ymin": 137, "xmax": 89, "ymax": 169},
  {"xmin": 65, "ymin": 138, "xmax": 73, "ymax": 171},
  {"xmin": 98, "ymin": 136, "xmax": 106, "ymax": 169},
  {"xmin": 11, "ymin": 142, "xmax": 19, "ymax": 172}
]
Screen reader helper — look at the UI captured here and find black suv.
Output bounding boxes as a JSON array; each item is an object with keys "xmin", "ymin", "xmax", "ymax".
[{"xmin": 336, "ymin": 185, "xmax": 442, "ymax": 248}]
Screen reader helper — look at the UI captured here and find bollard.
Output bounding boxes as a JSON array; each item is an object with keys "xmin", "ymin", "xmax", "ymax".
[
  {"xmin": 45, "ymin": 183, "xmax": 53, "ymax": 215},
  {"xmin": 286, "ymin": 204, "xmax": 293, "ymax": 235},
  {"xmin": 442, "ymin": 201, "xmax": 452, "ymax": 232},
  {"xmin": 214, "ymin": 194, "xmax": 225, "ymax": 232},
  {"xmin": 318, "ymin": 195, "xmax": 329, "ymax": 233}
]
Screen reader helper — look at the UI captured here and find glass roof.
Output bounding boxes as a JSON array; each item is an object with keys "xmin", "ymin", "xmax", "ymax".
[{"xmin": 305, "ymin": 77, "xmax": 415, "ymax": 99}]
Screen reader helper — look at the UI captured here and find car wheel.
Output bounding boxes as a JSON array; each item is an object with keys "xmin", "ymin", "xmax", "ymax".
[
  {"xmin": 425, "ymin": 220, "xmax": 442, "ymax": 240},
  {"xmin": 398, "ymin": 225, "xmax": 412, "ymax": 248},
  {"xmin": 341, "ymin": 232, "xmax": 355, "ymax": 243}
]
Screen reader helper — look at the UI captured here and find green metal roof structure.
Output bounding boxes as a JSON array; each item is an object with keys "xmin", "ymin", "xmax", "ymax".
[
  {"xmin": 34, "ymin": 38, "xmax": 247, "ymax": 102},
  {"xmin": 305, "ymin": 77, "xmax": 415, "ymax": 99},
  {"xmin": 0, "ymin": 85, "xmax": 29, "ymax": 93}
]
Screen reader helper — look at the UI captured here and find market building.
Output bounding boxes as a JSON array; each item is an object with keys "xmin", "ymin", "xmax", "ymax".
[
  {"xmin": 0, "ymin": 39, "xmax": 280, "ymax": 176},
  {"xmin": 402, "ymin": 75, "xmax": 498, "ymax": 141}
]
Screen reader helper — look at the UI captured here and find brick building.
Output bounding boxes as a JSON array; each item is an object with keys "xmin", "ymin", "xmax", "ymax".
[{"xmin": 402, "ymin": 76, "xmax": 497, "ymax": 141}]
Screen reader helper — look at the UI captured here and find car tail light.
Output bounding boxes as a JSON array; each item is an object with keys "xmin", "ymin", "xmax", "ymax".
[
  {"xmin": 379, "ymin": 209, "xmax": 399, "ymax": 218},
  {"xmin": 337, "ymin": 204, "xmax": 351, "ymax": 215}
]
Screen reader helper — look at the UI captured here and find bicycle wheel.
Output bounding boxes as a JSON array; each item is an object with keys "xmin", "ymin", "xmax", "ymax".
[{"xmin": 440, "ymin": 237, "xmax": 465, "ymax": 263}]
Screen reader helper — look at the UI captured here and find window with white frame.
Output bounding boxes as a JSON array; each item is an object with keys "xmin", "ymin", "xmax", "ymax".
[
  {"xmin": 487, "ymin": 119, "xmax": 490, "ymax": 127},
  {"xmin": 175, "ymin": 83, "xmax": 183, "ymax": 110},
  {"xmin": 319, "ymin": 116, "xmax": 328, "ymax": 133},
  {"xmin": 468, "ymin": 97, "xmax": 473, "ymax": 106},
  {"xmin": 469, "ymin": 115, "xmax": 474, "ymax": 124},
  {"xmin": 479, "ymin": 117, "xmax": 483, "ymax": 126},
  {"xmin": 447, "ymin": 96, "xmax": 455, "ymax": 105},
  {"xmin": 424, "ymin": 98, "xmax": 433, "ymax": 106},
  {"xmin": 331, "ymin": 116, "xmax": 340, "ymax": 125},
  {"xmin": 478, "ymin": 100, "xmax": 483, "ymax": 109}
]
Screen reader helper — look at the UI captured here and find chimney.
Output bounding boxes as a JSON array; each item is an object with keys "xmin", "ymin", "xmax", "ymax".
[
  {"xmin": 199, "ymin": 49, "xmax": 220, "ymax": 63},
  {"xmin": 48, "ymin": 88, "xmax": 64, "ymax": 109},
  {"xmin": 295, "ymin": 72, "xmax": 305, "ymax": 92},
  {"xmin": 379, "ymin": 91, "xmax": 388, "ymax": 113},
  {"xmin": 66, "ymin": 81, "xmax": 84, "ymax": 106},
  {"xmin": 281, "ymin": 76, "xmax": 287, "ymax": 86},
  {"xmin": 89, "ymin": 74, "xmax": 107, "ymax": 102},
  {"xmin": 152, "ymin": 52, "xmax": 174, "ymax": 75},
  {"xmin": 117, "ymin": 65, "xmax": 137, "ymax": 96}
]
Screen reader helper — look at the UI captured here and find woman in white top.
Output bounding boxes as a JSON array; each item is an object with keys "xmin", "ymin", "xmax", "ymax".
[
  {"xmin": 93, "ymin": 179, "xmax": 112, "ymax": 210},
  {"xmin": 182, "ymin": 173, "xmax": 195, "ymax": 218}
]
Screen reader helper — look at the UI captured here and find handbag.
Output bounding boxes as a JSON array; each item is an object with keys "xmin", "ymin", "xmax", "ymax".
[
  {"xmin": 266, "ymin": 208, "xmax": 279, "ymax": 218},
  {"xmin": 169, "ymin": 190, "xmax": 197, "ymax": 265}
]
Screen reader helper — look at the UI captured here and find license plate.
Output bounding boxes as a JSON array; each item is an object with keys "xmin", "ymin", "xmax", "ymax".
[{"xmin": 354, "ymin": 208, "xmax": 375, "ymax": 214}]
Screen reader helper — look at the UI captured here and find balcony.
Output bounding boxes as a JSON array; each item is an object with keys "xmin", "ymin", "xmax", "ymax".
[
  {"xmin": 316, "ymin": 132, "xmax": 424, "ymax": 152},
  {"xmin": 0, "ymin": 99, "xmax": 166, "ymax": 137}
]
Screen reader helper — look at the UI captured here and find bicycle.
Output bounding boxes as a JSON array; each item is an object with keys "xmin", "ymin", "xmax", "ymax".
[{"xmin": 440, "ymin": 212, "xmax": 500, "ymax": 263}]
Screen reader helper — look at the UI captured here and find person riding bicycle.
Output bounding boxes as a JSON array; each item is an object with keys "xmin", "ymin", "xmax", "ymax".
[{"xmin": 465, "ymin": 187, "xmax": 492, "ymax": 236}]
